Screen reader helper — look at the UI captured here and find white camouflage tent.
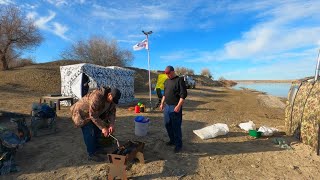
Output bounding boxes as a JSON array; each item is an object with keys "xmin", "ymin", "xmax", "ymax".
[{"xmin": 60, "ymin": 63, "xmax": 135, "ymax": 104}]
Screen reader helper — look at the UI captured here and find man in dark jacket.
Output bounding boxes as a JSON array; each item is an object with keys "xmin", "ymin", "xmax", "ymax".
[
  {"xmin": 159, "ymin": 66, "xmax": 187, "ymax": 153},
  {"xmin": 70, "ymin": 86, "xmax": 121, "ymax": 161}
]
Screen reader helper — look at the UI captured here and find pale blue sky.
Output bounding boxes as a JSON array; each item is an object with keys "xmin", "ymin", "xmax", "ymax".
[{"xmin": 2, "ymin": 0, "xmax": 320, "ymax": 80}]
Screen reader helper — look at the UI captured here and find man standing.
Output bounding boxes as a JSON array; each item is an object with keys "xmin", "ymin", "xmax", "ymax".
[
  {"xmin": 154, "ymin": 73, "xmax": 168, "ymax": 108},
  {"xmin": 160, "ymin": 66, "xmax": 187, "ymax": 153},
  {"xmin": 70, "ymin": 86, "xmax": 121, "ymax": 161}
]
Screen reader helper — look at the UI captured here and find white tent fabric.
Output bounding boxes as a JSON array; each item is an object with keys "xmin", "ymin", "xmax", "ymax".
[{"xmin": 60, "ymin": 63, "xmax": 135, "ymax": 104}]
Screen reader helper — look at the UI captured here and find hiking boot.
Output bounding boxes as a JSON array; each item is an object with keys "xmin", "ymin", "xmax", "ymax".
[
  {"xmin": 174, "ymin": 147, "xmax": 182, "ymax": 153},
  {"xmin": 165, "ymin": 141, "xmax": 175, "ymax": 146},
  {"xmin": 88, "ymin": 154, "xmax": 104, "ymax": 162}
]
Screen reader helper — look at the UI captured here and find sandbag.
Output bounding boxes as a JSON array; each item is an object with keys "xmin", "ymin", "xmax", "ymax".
[
  {"xmin": 239, "ymin": 121, "xmax": 256, "ymax": 131},
  {"xmin": 193, "ymin": 123, "xmax": 229, "ymax": 140},
  {"xmin": 258, "ymin": 126, "xmax": 278, "ymax": 136}
]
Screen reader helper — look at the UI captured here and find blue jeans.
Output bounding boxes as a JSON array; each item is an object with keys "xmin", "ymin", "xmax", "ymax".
[
  {"xmin": 164, "ymin": 104, "xmax": 182, "ymax": 149},
  {"xmin": 81, "ymin": 121, "xmax": 100, "ymax": 156}
]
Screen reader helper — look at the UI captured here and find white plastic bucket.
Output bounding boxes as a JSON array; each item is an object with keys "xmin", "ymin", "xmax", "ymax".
[{"xmin": 134, "ymin": 116, "xmax": 149, "ymax": 136}]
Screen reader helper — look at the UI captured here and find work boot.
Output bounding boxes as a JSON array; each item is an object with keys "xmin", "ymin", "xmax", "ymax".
[
  {"xmin": 174, "ymin": 147, "xmax": 182, "ymax": 153},
  {"xmin": 88, "ymin": 154, "xmax": 104, "ymax": 162},
  {"xmin": 165, "ymin": 141, "xmax": 175, "ymax": 146}
]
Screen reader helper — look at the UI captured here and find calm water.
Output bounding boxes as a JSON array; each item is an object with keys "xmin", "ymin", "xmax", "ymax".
[{"xmin": 233, "ymin": 83, "xmax": 292, "ymax": 98}]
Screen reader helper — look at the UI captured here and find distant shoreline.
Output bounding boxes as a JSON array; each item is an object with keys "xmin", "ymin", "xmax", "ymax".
[{"xmin": 234, "ymin": 80, "xmax": 294, "ymax": 83}]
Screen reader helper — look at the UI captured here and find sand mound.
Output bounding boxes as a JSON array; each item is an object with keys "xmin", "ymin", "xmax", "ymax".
[{"xmin": 257, "ymin": 94, "xmax": 286, "ymax": 109}]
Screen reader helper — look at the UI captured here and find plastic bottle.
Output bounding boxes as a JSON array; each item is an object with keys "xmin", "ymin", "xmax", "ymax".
[{"xmin": 134, "ymin": 105, "xmax": 140, "ymax": 113}]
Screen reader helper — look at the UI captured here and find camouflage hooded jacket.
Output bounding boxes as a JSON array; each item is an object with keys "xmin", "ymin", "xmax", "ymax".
[{"xmin": 70, "ymin": 87, "xmax": 116, "ymax": 129}]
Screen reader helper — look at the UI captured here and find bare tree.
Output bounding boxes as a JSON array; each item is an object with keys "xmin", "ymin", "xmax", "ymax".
[
  {"xmin": 0, "ymin": 6, "xmax": 43, "ymax": 70},
  {"xmin": 175, "ymin": 66, "xmax": 194, "ymax": 75},
  {"xmin": 61, "ymin": 36, "xmax": 133, "ymax": 67},
  {"xmin": 201, "ymin": 68, "xmax": 213, "ymax": 79}
]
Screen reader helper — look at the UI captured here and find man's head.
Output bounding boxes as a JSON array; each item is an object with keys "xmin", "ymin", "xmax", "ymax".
[
  {"xmin": 164, "ymin": 65, "xmax": 175, "ymax": 79},
  {"xmin": 106, "ymin": 88, "xmax": 121, "ymax": 104}
]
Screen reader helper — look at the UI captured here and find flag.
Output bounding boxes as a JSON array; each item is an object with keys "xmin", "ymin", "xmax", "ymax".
[{"xmin": 133, "ymin": 39, "xmax": 148, "ymax": 51}]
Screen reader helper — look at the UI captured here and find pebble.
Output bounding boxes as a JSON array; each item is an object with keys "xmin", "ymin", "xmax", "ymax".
[{"xmin": 251, "ymin": 164, "xmax": 259, "ymax": 168}]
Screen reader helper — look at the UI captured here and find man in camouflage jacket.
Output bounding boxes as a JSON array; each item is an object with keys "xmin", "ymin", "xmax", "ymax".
[{"xmin": 70, "ymin": 86, "xmax": 121, "ymax": 161}]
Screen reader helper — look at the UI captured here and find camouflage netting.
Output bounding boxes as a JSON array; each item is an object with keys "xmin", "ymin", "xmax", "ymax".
[{"xmin": 285, "ymin": 77, "xmax": 320, "ymax": 154}]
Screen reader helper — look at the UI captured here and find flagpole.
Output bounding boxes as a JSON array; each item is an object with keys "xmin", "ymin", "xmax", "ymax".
[{"xmin": 142, "ymin": 30, "xmax": 153, "ymax": 111}]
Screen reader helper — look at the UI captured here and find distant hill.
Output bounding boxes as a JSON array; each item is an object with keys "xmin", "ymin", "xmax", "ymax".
[{"xmin": 0, "ymin": 60, "xmax": 235, "ymax": 95}]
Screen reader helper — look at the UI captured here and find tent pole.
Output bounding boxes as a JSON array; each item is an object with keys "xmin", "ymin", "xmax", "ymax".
[{"xmin": 315, "ymin": 49, "xmax": 320, "ymax": 81}]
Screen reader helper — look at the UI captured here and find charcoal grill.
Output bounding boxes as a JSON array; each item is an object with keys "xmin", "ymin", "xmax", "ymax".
[{"xmin": 107, "ymin": 140, "xmax": 145, "ymax": 180}]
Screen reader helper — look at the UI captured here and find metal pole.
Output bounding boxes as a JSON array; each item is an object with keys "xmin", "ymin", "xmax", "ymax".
[
  {"xmin": 142, "ymin": 30, "xmax": 153, "ymax": 111},
  {"xmin": 146, "ymin": 34, "xmax": 152, "ymax": 110},
  {"xmin": 315, "ymin": 49, "xmax": 320, "ymax": 81}
]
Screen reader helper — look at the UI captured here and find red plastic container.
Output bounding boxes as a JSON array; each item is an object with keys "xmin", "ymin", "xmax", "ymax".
[{"xmin": 135, "ymin": 105, "xmax": 140, "ymax": 113}]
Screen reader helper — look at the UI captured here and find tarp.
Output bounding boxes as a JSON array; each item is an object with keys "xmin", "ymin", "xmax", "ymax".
[{"xmin": 60, "ymin": 63, "xmax": 135, "ymax": 104}]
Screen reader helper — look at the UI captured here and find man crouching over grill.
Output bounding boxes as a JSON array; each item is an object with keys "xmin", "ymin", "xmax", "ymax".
[{"xmin": 70, "ymin": 86, "xmax": 121, "ymax": 162}]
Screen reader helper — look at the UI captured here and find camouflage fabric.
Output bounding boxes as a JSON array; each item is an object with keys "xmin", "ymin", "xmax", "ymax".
[
  {"xmin": 285, "ymin": 79, "xmax": 320, "ymax": 154},
  {"xmin": 288, "ymin": 82, "xmax": 313, "ymax": 138},
  {"xmin": 301, "ymin": 82, "xmax": 320, "ymax": 153},
  {"xmin": 70, "ymin": 87, "xmax": 116, "ymax": 129}
]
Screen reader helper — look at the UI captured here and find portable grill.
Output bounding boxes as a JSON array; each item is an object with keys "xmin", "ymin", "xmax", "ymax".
[{"xmin": 107, "ymin": 138, "xmax": 145, "ymax": 180}]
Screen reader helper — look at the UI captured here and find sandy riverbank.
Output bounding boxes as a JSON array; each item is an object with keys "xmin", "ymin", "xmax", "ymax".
[{"xmin": 1, "ymin": 86, "xmax": 320, "ymax": 179}]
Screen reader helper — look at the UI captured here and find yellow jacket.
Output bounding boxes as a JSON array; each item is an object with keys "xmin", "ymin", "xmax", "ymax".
[{"xmin": 155, "ymin": 74, "xmax": 168, "ymax": 90}]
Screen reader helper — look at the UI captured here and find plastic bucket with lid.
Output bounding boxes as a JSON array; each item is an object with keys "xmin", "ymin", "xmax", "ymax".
[{"xmin": 134, "ymin": 116, "xmax": 149, "ymax": 136}]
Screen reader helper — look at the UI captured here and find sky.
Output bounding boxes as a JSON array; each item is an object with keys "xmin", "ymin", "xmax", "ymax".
[{"xmin": 1, "ymin": 0, "xmax": 320, "ymax": 80}]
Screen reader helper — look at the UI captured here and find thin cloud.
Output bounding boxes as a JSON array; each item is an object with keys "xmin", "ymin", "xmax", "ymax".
[
  {"xmin": 0, "ymin": 0, "xmax": 13, "ymax": 5},
  {"xmin": 217, "ymin": 1, "xmax": 320, "ymax": 60},
  {"xmin": 91, "ymin": 4, "xmax": 171, "ymax": 21},
  {"xmin": 32, "ymin": 11, "xmax": 56, "ymax": 30},
  {"xmin": 52, "ymin": 22, "xmax": 69, "ymax": 40},
  {"xmin": 28, "ymin": 10, "xmax": 70, "ymax": 41},
  {"xmin": 45, "ymin": 0, "xmax": 68, "ymax": 7}
]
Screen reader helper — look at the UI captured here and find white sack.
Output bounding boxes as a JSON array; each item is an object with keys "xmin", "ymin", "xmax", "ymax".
[
  {"xmin": 239, "ymin": 121, "xmax": 256, "ymax": 131},
  {"xmin": 258, "ymin": 126, "xmax": 278, "ymax": 136},
  {"xmin": 193, "ymin": 123, "xmax": 229, "ymax": 140}
]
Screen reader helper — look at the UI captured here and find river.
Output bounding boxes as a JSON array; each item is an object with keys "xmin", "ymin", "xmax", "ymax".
[{"xmin": 233, "ymin": 82, "xmax": 292, "ymax": 98}]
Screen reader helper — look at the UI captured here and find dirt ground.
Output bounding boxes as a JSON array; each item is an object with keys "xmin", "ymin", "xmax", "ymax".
[{"xmin": 1, "ymin": 86, "xmax": 320, "ymax": 180}]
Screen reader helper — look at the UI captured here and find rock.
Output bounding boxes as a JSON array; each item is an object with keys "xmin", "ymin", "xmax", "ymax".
[{"xmin": 251, "ymin": 164, "xmax": 259, "ymax": 168}]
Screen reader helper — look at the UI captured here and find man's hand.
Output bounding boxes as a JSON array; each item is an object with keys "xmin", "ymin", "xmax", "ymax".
[
  {"xmin": 102, "ymin": 127, "xmax": 109, "ymax": 137},
  {"xmin": 174, "ymin": 105, "xmax": 181, "ymax": 112},
  {"xmin": 159, "ymin": 103, "xmax": 164, "ymax": 111},
  {"xmin": 108, "ymin": 125, "xmax": 115, "ymax": 135}
]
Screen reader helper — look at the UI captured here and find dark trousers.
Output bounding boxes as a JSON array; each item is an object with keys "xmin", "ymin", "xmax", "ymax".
[
  {"xmin": 155, "ymin": 88, "xmax": 163, "ymax": 107},
  {"xmin": 81, "ymin": 121, "xmax": 100, "ymax": 156},
  {"xmin": 163, "ymin": 104, "xmax": 182, "ymax": 149}
]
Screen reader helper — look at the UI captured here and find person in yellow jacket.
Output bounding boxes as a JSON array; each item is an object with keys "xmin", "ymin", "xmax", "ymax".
[{"xmin": 154, "ymin": 73, "xmax": 168, "ymax": 108}]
